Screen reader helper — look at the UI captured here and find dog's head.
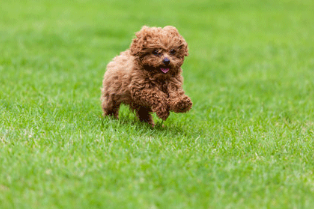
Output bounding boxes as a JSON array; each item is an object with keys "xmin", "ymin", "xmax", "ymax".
[{"xmin": 130, "ymin": 26, "xmax": 188, "ymax": 77}]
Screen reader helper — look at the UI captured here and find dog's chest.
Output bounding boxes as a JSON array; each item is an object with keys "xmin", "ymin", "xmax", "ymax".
[{"xmin": 153, "ymin": 80, "xmax": 169, "ymax": 96}]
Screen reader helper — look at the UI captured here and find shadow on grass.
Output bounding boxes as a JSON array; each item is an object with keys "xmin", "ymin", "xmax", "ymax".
[{"xmin": 98, "ymin": 112, "xmax": 205, "ymax": 139}]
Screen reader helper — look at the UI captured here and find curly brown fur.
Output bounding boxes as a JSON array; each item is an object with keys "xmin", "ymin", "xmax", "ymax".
[{"xmin": 101, "ymin": 26, "xmax": 192, "ymax": 127}]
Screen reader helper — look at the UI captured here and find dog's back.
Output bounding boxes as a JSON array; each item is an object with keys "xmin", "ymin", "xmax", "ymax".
[{"xmin": 101, "ymin": 50, "xmax": 134, "ymax": 117}]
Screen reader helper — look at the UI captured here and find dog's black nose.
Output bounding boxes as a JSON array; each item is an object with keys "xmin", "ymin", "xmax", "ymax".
[{"xmin": 163, "ymin": 57, "xmax": 170, "ymax": 65}]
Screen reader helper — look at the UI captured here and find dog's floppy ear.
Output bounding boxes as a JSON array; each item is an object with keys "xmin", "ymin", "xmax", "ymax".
[
  {"xmin": 130, "ymin": 26, "xmax": 150, "ymax": 56},
  {"xmin": 180, "ymin": 39, "xmax": 189, "ymax": 57},
  {"xmin": 164, "ymin": 26, "xmax": 189, "ymax": 57}
]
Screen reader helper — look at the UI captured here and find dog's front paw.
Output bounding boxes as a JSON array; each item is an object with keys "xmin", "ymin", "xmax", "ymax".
[
  {"xmin": 153, "ymin": 105, "xmax": 170, "ymax": 121},
  {"xmin": 170, "ymin": 96, "xmax": 192, "ymax": 113}
]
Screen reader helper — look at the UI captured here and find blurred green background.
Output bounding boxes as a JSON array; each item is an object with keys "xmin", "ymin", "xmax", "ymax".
[{"xmin": 1, "ymin": 0, "xmax": 314, "ymax": 208}]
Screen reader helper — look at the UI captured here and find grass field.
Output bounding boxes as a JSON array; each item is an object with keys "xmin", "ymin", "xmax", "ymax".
[{"xmin": 1, "ymin": 0, "xmax": 314, "ymax": 208}]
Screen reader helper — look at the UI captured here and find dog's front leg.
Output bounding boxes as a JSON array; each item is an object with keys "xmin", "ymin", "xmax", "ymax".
[
  {"xmin": 131, "ymin": 87, "xmax": 169, "ymax": 121},
  {"xmin": 167, "ymin": 83, "xmax": 192, "ymax": 113}
]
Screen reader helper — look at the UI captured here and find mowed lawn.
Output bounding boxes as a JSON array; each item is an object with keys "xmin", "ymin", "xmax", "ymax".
[{"xmin": 1, "ymin": 0, "xmax": 314, "ymax": 208}]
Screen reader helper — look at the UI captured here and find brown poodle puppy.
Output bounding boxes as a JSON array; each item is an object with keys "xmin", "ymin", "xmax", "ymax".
[{"xmin": 101, "ymin": 26, "xmax": 192, "ymax": 127}]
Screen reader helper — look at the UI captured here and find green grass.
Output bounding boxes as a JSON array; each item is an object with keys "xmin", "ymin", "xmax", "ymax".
[{"xmin": 1, "ymin": 0, "xmax": 314, "ymax": 208}]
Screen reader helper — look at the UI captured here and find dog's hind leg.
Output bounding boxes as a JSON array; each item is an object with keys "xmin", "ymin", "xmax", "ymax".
[
  {"xmin": 135, "ymin": 107, "xmax": 155, "ymax": 127},
  {"xmin": 101, "ymin": 93, "xmax": 121, "ymax": 119}
]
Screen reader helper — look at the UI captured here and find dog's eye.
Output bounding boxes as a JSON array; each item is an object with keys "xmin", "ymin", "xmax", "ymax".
[
  {"xmin": 152, "ymin": 50, "xmax": 160, "ymax": 56},
  {"xmin": 170, "ymin": 49, "xmax": 176, "ymax": 55}
]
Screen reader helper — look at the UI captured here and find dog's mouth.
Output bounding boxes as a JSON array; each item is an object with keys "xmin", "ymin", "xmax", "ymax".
[{"xmin": 160, "ymin": 68, "xmax": 170, "ymax": 74}]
